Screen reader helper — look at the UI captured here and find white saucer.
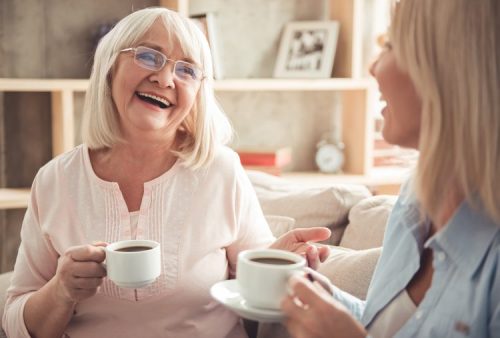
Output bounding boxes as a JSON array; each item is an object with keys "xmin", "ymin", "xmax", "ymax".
[{"xmin": 210, "ymin": 280, "xmax": 285, "ymax": 323}]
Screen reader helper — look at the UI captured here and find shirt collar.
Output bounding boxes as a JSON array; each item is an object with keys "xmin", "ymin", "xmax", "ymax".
[{"xmin": 425, "ymin": 199, "xmax": 499, "ymax": 278}]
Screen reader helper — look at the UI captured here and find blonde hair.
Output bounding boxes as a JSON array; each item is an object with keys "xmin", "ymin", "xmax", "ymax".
[
  {"xmin": 390, "ymin": 0, "xmax": 500, "ymax": 222},
  {"xmin": 81, "ymin": 7, "xmax": 232, "ymax": 169}
]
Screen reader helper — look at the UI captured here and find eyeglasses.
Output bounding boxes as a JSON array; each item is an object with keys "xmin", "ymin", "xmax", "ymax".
[{"xmin": 120, "ymin": 46, "xmax": 204, "ymax": 83}]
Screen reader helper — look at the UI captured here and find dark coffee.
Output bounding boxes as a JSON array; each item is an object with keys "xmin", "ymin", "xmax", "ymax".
[
  {"xmin": 116, "ymin": 246, "xmax": 153, "ymax": 252},
  {"xmin": 251, "ymin": 257, "xmax": 295, "ymax": 265}
]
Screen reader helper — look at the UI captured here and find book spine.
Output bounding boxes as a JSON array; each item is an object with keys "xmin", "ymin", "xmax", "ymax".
[
  {"xmin": 238, "ymin": 154, "xmax": 280, "ymax": 166},
  {"xmin": 237, "ymin": 149, "xmax": 292, "ymax": 167}
]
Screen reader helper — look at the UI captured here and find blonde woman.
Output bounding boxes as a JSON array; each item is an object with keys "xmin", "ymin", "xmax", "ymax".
[
  {"xmin": 2, "ymin": 8, "xmax": 329, "ymax": 338},
  {"xmin": 282, "ymin": 0, "xmax": 500, "ymax": 337}
]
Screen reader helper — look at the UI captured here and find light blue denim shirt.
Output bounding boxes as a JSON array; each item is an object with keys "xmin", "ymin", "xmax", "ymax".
[{"xmin": 332, "ymin": 181, "xmax": 500, "ymax": 337}]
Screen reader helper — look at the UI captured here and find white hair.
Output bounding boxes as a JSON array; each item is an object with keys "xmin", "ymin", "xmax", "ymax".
[{"xmin": 81, "ymin": 7, "xmax": 232, "ymax": 169}]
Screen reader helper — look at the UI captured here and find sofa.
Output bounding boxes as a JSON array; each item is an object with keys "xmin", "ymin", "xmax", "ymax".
[{"xmin": 0, "ymin": 170, "xmax": 397, "ymax": 338}]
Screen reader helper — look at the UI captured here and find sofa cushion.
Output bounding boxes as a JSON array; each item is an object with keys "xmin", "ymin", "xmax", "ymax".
[
  {"xmin": 340, "ymin": 195, "xmax": 397, "ymax": 250},
  {"xmin": 264, "ymin": 215, "xmax": 295, "ymax": 238},
  {"xmin": 247, "ymin": 170, "xmax": 372, "ymax": 245},
  {"xmin": 318, "ymin": 246, "xmax": 381, "ymax": 300}
]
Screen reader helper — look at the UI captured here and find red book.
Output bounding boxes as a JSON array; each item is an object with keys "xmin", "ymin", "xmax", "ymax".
[{"xmin": 237, "ymin": 147, "xmax": 292, "ymax": 167}]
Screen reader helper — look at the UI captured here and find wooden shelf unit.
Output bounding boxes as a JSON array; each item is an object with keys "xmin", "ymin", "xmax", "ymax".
[
  {"xmin": 0, "ymin": 78, "xmax": 86, "ymax": 210},
  {"xmin": 0, "ymin": 78, "xmax": 88, "ymax": 157},
  {"xmin": 282, "ymin": 167, "xmax": 409, "ymax": 195},
  {"xmin": 0, "ymin": 189, "xmax": 30, "ymax": 210},
  {"xmin": 0, "ymin": 0, "xmax": 377, "ymax": 209}
]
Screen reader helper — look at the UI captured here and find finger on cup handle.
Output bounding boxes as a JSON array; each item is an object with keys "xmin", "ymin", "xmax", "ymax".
[
  {"xmin": 305, "ymin": 245, "xmax": 321, "ymax": 270},
  {"xmin": 93, "ymin": 242, "xmax": 108, "ymax": 272},
  {"xmin": 318, "ymin": 244, "xmax": 330, "ymax": 262},
  {"xmin": 94, "ymin": 242, "xmax": 108, "ymax": 263}
]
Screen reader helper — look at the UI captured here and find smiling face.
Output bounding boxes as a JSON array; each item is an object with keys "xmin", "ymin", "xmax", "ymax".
[
  {"xmin": 111, "ymin": 19, "xmax": 201, "ymax": 142},
  {"xmin": 370, "ymin": 43, "xmax": 422, "ymax": 149}
]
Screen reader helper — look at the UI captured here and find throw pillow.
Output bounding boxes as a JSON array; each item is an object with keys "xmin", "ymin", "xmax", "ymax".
[
  {"xmin": 264, "ymin": 215, "xmax": 295, "ymax": 238},
  {"xmin": 340, "ymin": 195, "xmax": 397, "ymax": 250},
  {"xmin": 247, "ymin": 170, "xmax": 372, "ymax": 245},
  {"xmin": 318, "ymin": 246, "xmax": 381, "ymax": 300}
]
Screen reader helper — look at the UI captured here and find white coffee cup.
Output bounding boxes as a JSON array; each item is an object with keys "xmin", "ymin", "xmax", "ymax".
[
  {"xmin": 105, "ymin": 239, "xmax": 161, "ymax": 288},
  {"xmin": 236, "ymin": 249, "xmax": 306, "ymax": 310}
]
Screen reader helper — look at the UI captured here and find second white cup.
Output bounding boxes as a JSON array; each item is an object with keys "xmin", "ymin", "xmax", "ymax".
[{"xmin": 236, "ymin": 249, "xmax": 306, "ymax": 310}]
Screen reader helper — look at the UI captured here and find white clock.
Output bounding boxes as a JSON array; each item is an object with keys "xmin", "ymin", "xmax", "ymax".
[{"xmin": 315, "ymin": 141, "xmax": 345, "ymax": 173}]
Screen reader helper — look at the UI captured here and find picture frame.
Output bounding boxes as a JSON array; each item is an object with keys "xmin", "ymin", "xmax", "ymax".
[
  {"xmin": 274, "ymin": 21, "xmax": 340, "ymax": 79},
  {"xmin": 190, "ymin": 12, "xmax": 223, "ymax": 79}
]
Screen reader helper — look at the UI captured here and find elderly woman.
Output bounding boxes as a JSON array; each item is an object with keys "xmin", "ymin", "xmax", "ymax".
[
  {"xmin": 282, "ymin": 0, "xmax": 500, "ymax": 337},
  {"xmin": 2, "ymin": 7, "xmax": 329, "ymax": 338}
]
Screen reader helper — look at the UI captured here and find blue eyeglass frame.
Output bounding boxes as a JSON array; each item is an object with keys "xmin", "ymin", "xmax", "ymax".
[{"xmin": 120, "ymin": 46, "xmax": 205, "ymax": 82}]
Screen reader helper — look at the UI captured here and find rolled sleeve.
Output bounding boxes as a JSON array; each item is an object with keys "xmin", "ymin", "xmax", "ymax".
[
  {"xmin": 2, "ymin": 292, "xmax": 34, "ymax": 338},
  {"xmin": 331, "ymin": 283, "xmax": 366, "ymax": 321},
  {"xmin": 2, "ymin": 174, "xmax": 59, "ymax": 338}
]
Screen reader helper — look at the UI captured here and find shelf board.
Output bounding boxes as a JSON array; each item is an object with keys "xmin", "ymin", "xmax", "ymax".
[
  {"xmin": 281, "ymin": 167, "xmax": 411, "ymax": 189},
  {"xmin": 0, "ymin": 78, "xmax": 89, "ymax": 92},
  {"xmin": 214, "ymin": 78, "xmax": 375, "ymax": 91},
  {"xmin": 0, "ymin": 78, "xmax": 374, "ymax": 93},
  {"xmin": 0, "ymin": 188, "xmax": 30, "ymax": 209}
]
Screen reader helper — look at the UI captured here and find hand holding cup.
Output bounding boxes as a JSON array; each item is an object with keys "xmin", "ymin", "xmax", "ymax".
[{"xmin": 53, "ymin": 243, "xmax": 107, "ymax": 304}]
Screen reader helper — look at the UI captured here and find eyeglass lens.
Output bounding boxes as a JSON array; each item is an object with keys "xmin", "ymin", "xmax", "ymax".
[{"xmin": 134, "ymin": 47, "xmax": 202, "ymax": 82}]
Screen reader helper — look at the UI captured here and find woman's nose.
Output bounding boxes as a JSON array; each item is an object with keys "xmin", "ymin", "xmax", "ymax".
[
  {"xmin": 369, "ymin": 57, "xmax": 378, "ymax": 77},
  {"xmin": 151, "ymin": 62, "xmax": 176, "ymax": 89}
]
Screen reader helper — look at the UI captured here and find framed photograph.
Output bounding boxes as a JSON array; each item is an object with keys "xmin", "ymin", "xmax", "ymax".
[
  {"xmin": 274, "ymin": 21, "xmax": 340, "ymax": 78},
  {"xmin": 190, "ymin": 13, "xmax": 223, "ymax": 79}
]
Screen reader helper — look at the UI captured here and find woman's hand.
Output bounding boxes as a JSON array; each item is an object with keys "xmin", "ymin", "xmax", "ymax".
[
  {"xmin": 52, "ymin": 242, "xmax": 107, "ymax": 304},
  {"xmin": 282, "ymin": 274, "xmax": 367, "ymax": 338},
  {"xmin": 270, "ymin": 227, "xmax": 331, "ymax": 270}
]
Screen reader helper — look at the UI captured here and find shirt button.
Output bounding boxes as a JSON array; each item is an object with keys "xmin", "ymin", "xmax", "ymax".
[
  {"xmin": 415, "ymin": 310, "xmax": 423, "ymax": 319},
  {"xmin": 437, "ymin": 252, "xmax": 446, "ymax": 262}
]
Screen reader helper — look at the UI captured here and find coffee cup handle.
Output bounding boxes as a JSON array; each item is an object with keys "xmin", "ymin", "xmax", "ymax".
[
  {"xmin": 287, "ymin": 270, "xmax": 305, "ymax": 279},
  {"xmin": 286, "ymin": 269, "xmax": 307, "ymax": 295},
  {"xmin": 286, "ymin": 268, "xmax": 333, "ymax": 294}
]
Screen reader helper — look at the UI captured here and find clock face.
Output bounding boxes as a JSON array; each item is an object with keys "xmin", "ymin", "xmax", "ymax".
[{"xmin": 315, "ymin": 143, "xmax": 344, "ymax": 173}]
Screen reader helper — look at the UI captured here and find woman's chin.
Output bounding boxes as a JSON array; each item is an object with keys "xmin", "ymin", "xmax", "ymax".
[{"xmin": 381, "ymin": 129, "xmax": 397, "ymax": 147}]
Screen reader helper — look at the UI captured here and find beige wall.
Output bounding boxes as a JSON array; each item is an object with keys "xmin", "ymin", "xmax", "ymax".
[{"xmin": 189, "ymin": 0, "xmax": 344, "ymax": 170}]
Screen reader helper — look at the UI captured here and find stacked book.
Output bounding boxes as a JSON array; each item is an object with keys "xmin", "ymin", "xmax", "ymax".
[{"xmin": 237, "ymin": 147, "xmax": 292, "ymax": 176}]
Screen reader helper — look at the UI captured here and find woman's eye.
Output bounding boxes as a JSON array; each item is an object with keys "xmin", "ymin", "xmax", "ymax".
[
  {"xmin": 137, "ymin": 52, "xmax": 157, "ymax": 63},
  {"xmin": 383, "ymin": 42, "xmax": 393, "ymax": 50},
  {"xmin": 182, "ymin": 67, "xmax": 195, "ymax": 75},
  {"xmin": 177, "ymin": 63, "xmax": 196, "ymax": 78}
]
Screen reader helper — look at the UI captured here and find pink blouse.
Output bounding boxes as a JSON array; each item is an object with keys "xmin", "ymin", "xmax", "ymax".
[{"xmin": 2, "ymin": 144, "xmax": 274, "ymax": 338}]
